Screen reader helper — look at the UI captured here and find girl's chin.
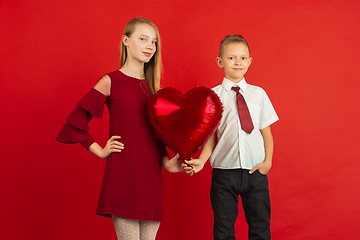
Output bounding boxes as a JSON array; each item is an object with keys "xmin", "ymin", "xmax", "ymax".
[
  {"xmin": 144, "ymin": 58, "xmax": 153, "ymax": 64},
  {"xmin": 134, "ymin": 58, "xmax": 152, "ymax": 64}
]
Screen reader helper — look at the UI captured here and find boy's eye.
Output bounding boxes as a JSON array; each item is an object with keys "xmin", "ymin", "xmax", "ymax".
[
  {"xmin": 229, "ymin": 57, "xmax": 234, "ymax": 60},
  {"xmin": 242, "ymin": 57, "xmax": 247, "ymax": 60}
]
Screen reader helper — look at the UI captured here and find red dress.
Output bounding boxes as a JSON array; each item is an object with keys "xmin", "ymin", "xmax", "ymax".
[{"xmin": 56, "ymin": 70, "xmax": 167, "ymax": 221}]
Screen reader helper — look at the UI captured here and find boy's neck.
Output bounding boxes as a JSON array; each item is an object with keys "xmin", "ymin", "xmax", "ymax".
[{"xmin": 226, "ymin": 77, "xmax": 244, "ymax": 84}]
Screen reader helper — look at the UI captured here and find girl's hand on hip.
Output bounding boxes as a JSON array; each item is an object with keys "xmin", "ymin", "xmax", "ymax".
[{"xmin": 101, "ymin": 136, "xmax": 124, "ymax": 159}]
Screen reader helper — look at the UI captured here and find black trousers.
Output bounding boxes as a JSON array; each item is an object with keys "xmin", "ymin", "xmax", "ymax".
[{"xmin": 210, "ymin": 168, "xmax": 271, "ymax": 240}]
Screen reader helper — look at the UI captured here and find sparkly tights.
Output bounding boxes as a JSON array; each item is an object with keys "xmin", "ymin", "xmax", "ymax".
[{"xmin": 112, "ymin": 216, "xmax": 160, "ymax": 240}]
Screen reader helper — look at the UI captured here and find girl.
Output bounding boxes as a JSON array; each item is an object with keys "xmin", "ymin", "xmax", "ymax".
[{"xmin": 56, "ymin": 17, "xmax": 183, "ymax": 240}]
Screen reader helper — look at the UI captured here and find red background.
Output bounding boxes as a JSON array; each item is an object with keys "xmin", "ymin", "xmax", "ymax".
[{"xmin": 1, "ymin": 0, "xmax": 360, "ymax": 239}]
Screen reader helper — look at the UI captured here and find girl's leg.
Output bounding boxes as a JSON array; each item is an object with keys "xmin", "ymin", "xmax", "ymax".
[
  {"xmin": 112, "ymin": 216, "xmax": 140, "ymax": 240},
  {"xmin": 139, "ymin": 220, "xmax": 160, "ymax": 240}
]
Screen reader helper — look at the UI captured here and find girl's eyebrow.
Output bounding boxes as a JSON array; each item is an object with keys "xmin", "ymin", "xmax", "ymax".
[{"xmin": 139, "ymin": 34, "xmax": 157, "ymax": 41}]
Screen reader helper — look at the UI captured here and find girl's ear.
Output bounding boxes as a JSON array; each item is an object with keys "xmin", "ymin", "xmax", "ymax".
[
  {"xmin": 216, "ymin": 57, "xmax": 223, "ymax": 68},
  {"xmin": 122, "ymin": 35, "xmax": 129, "ymax": 47}
]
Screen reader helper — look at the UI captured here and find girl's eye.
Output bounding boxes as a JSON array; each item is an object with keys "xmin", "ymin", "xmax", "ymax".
[
  {"xmin": 152, "ymin": 41, "xmax": 156, "ymax": 44},
  {"xmin": 140, "ymin": 38, "xmax": 146, "ymax": 41}
]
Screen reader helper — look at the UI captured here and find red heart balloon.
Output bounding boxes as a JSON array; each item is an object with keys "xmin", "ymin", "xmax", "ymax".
[{"xmin": 148, "ymin": 86, "xmax": 223, "ymax": 161}]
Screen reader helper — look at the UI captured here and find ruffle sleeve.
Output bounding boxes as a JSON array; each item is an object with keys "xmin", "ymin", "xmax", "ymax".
[{"xmin": 56, "ymin": 88, "xmax": 107, "ymax": 150}]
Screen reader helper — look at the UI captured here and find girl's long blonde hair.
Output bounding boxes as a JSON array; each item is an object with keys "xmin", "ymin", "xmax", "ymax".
[{"xmin": 120, "ymin": 17, "xmax": 162, "ymax": 94}]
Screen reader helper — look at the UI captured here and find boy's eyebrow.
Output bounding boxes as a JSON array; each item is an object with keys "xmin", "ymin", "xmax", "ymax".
[{"xmin": 226, "ymin": 52, "xmax": 249, "ymax": 56}]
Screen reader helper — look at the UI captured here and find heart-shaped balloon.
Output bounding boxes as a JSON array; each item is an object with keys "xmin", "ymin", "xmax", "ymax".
[{"xmin": 148, "ymin": 86, "xmax": 223, "ymax": 161}]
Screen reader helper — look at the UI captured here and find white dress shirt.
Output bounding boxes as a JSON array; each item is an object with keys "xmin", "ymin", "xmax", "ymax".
[{"xmin": 210, "ymin": 77, "xmax": 279, "ymax": 169}]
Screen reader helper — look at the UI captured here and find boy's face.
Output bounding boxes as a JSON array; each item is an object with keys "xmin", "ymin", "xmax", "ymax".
[{"xmin": 216, "ymin": 43, "xmax": 253, "ymax": 83}]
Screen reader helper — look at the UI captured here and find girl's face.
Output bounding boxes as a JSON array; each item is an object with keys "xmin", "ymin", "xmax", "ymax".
[{"xmin": 123, "ymin": 24, "xmax": 157, "ymax": 64}]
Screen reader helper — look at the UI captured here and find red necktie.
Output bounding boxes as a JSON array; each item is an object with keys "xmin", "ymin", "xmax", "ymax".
[{"xmin": 232, "ymin": 86, "xmax": 254, "ymax": 134}]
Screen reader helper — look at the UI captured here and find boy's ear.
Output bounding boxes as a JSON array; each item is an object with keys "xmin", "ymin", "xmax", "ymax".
[{"xmin": 216, "ymin": 57, "xmax": 223, "ymax": 68}]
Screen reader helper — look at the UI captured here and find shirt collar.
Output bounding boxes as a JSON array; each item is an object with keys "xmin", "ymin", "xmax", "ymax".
[{"xmin": 221, "ymin": 77, "xmax": 248, "ymax": 92}]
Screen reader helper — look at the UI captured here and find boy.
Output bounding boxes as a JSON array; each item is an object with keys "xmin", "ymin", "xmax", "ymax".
[{"xmin": 184, "ymin": 35, "xmax": 279, "ymax": 240}]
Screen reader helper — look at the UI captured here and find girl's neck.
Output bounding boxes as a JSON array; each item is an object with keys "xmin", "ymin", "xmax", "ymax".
[{"xmin": 120, "ymin": 60, "xmax": 145, "ymax": 80}]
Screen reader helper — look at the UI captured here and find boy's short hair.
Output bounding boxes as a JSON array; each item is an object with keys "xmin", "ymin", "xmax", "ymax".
[{"xmin": 219, "ymin": 35, "xmax": 250, "ymax": 57}]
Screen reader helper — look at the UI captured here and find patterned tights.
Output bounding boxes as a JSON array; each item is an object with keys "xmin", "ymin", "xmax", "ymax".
[{"xmin": 112, "ymin": 216, "xmax": 160, "ymax": 240}]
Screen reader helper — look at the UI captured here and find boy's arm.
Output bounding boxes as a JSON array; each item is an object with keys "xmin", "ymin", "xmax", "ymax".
[
  {"xmin": 249, "ymin": 126, "xmax": 273, "ymax": 174},
  {"xmin": 183, "ymin": 133, "xmax": 217, "ymax": 176}
]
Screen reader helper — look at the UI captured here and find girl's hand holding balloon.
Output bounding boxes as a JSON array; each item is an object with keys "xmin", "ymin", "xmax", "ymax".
[{"xmin": 162, "ymin": 154, "xmax": 184, "ymax": 173}]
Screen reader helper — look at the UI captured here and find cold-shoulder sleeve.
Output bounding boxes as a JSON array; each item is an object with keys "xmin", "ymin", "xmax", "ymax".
[{"xmin": 56, "ymin": 88, "xmax": 107, "ymax": 150}]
